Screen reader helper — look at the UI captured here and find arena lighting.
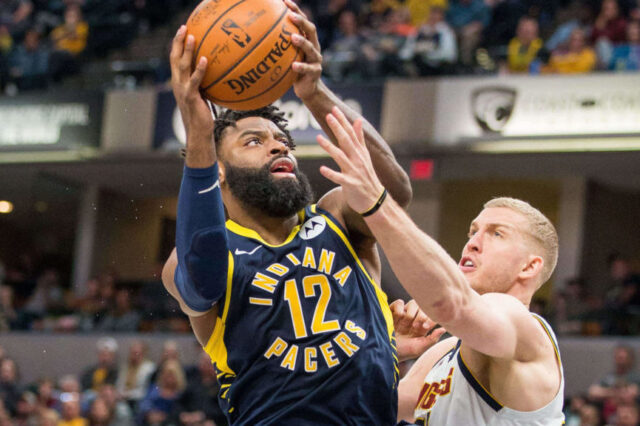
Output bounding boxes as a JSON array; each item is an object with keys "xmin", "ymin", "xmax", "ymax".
[
  {"xmin": 0, "ymin": 200, "xmax": 14, "ymax": 214},
  {"xmin": 470, "ymin": 136, "xmax": 640, "ymax": 153}
]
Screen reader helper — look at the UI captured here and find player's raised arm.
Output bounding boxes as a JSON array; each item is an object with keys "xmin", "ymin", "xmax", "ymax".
[
  {"xmin": 161, "ymin": 26, "xmax": 228, "ymax": 344},
  {"xmin": 284, "ymin": 0, "xmax": 412, "ymax": 212},
  {"xmin": 316, "ymin": 110, "xmax": 551, "ymax": 362}
]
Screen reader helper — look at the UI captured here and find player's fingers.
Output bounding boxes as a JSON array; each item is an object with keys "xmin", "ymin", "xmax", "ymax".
[
  {"xmin": 325, "ymin": 113, "xmax": 358, "ymax": 158},
  {"xmin": 188, "ymin": 56, "xmax": 207, "ymax": 91},
  {"xmin": 331, "ymin": 107, "xmax": 360, "ymax": 152},
  {"xmin": 404, "ymin": 300, "xmax": 420, "ymax": 321},
  {"xmin": 389, "ymin": 300, "xmax": 405, "ymax": 325},
  {"xmin": 428, "ymin": 327, "xmax": 447, "ymax": 342},
  {"xmin": 317, "ymin": 135, "xmax": 351, "ymax": 171},
  {"xmin": 319, "ymin": 165, "xmax": 347, "ymax": 186},
  {"xmin": 284, "ymin": 0, "xmax": 306, "ymax": 18},
  {"xmin": 288, "ymin": 10, "xmax": 320, "ymax": 51},
  {"xmin": 178, "ymin": 34, "xmax": 196, "ymax": 76},
  {"xmin": 170, "ymin": 25, "xmax": 187, "ymax": 65},
  {"xmin": 292, "ymin": 61, "xmax": 321, "ymax": 77},
  {"xmin": 353, "ymin": 118, "xmax": 366, "ymax": 148},
  {"xmin": 291, "ymin": 33, "xmax": 322, "ymax": 64}
]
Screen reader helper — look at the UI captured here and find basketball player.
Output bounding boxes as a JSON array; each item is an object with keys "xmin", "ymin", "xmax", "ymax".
[
  {"xmin": 161, "ymin": 1, "xmax": 411, "ymax": 424},
  {"xmin": 316, "ymin": 117, "xmax": 565, "ymax": 425}
]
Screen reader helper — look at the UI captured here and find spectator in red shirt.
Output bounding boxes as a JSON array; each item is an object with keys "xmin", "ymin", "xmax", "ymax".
[{"xmin": 592, "ymin": 0, "xmax": 627, "ymax": 44}]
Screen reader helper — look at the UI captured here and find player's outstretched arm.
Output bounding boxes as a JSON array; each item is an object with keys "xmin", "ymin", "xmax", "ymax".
[
  {"xmin": 284, "ymin": 0, "xmax": 411, "ymax": 210},
  {"xmin": 316, "ymin": 111, "xmax": 548, "ymax": 362},
  {"xmin": 163, "ymin": 25, "xmax": 228, "ymax": 332}
]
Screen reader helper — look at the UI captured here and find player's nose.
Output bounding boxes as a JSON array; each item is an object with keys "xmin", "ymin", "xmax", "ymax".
[
  {"xmin": 466, "ymin": 231, "xmax": 483, "ymax": 253},
  {"xmin": 268, "ymin": 138, "xmax": 289, "ymax": 156}
]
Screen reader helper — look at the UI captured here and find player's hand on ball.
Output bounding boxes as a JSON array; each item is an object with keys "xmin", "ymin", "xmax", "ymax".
[
  {"xmin": 170, "ymin": 25, "xmax": 215, "ymax": 145},
  {"xmin": 285, "ymin": 0, "xmax": 322, "ymax": 101},
  {"xmin": 317, "ymin": 107, "xmax": 385, "ymax": 215},
  {"xmin": 390, "ymin": 299, "xmax": 446, "ymax": 362}
]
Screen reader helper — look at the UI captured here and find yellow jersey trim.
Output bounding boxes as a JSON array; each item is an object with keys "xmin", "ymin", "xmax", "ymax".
[
  {"xmin": 204, "ymin": 252, "xmax": 236, "ymax": 377},
  {"xmin": 225, "ymin": 209, "xmax": 306, "ymax": 247},
  {"xmin": 533, "ymin": 315, "xmax": 563, "ymax": 370},
  {"xmin": 315, "ymin": 207, "xmax": 395, "ymax": 342}
]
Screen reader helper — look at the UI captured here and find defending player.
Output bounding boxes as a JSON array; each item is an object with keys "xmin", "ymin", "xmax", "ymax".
[
  {"xmin": 161, "ymin": 1, "xmax": 411, "ymax": 424},
  {"xmin": 317, "ymin": 115, "xmax": 565, "ymax": 425}
]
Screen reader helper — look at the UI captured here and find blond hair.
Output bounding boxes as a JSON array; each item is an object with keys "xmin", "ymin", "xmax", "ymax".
[{"xmin": 484, "ymin": 197, "xmax": 558, "ymax": 285}]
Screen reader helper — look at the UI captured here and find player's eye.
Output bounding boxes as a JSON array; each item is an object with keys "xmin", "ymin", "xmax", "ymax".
[
  {"xmin": 494, "ymin": 231, "xmax": 502, "ymax": 237},
  {"xmin": 245, "ymin": 138, "xmax": 261, "ymax": 146}
]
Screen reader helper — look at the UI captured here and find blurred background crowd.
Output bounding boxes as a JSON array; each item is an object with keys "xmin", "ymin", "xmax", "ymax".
[
  {"xmin": 0, "ymin": 0, "xmax": 639, "ymax": 94},
  {"xmin": 0, "ymin": 339, "xmax": 227, "ymax": 425}
]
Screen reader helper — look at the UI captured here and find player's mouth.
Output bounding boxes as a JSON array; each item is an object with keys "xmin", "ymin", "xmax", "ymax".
[
  {"xmin": 269, "ymin": 158, "xmax": 296, "ymax": 179},
  {"xmin": 459, "ymin": 256, "xmax": 476, "ymax": 273}
]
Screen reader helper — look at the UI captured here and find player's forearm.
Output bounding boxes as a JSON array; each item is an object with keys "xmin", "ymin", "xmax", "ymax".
[
  {"xmin": 364, "ymin": 198, "xmax": 472, "ymax": 324},
  {"xmin": 185, "ymin": 132, "xmax": 216, "ymax": 168},
  {"xmin": 303, "ymin": 81, "xmax": 412, "ymax": 207}
]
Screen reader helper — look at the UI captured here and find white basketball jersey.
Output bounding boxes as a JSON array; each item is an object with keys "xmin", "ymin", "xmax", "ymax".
[{"xmin": 413, "ymin": 314, "xmax": 565, "ymax": 426}]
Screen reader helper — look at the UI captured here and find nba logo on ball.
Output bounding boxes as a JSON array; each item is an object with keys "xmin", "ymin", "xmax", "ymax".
[{"xmin": 187, "ymin": 0, "xmax": 302, "ymax": 110}]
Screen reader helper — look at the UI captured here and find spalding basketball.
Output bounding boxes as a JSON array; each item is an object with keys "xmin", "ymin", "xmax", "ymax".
[{"xmin": 186, "ymin": 0, "xmax": 302, "ymax": 110}]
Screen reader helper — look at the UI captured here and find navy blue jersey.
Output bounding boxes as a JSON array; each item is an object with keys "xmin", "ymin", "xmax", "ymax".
[{"xmin": 204, "ymin": 205, "xmax": 398, "ymax": 425}]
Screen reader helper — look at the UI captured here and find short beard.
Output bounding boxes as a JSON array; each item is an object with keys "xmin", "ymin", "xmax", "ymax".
[{"xmin": 224, "ymin": 159, "xmax": 313, "ymax": 218}]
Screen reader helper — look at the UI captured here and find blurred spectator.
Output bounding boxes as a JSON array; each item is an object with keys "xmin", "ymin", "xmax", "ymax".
[
  {"xmin": 87, "ymin": 396, "xmax": 112, "ymax": 426},
  {"xmin": 116, "ymin": 340, "xmax": 155, "ymax": 409},
  {"xmin": 0, "ymin": 0, "xmax": 33, "ymax": 36},
  {"xmin": 21, "ymin": 267, "xmax": 65, "ymax": 320},
  {"xmin": 579, "ymin": 402, "xmax": 603, "ymax": 426},
  {"xmin": 0, "ymin": 358, "xmax": 21, "ymax": 416},
  {"xmin": 7, "ymin": 27, "xmax": 49, "ymax": 90},
  {"xmin": 603, "ymin": 253, "xmax": 640, "ymax": 334},
  {"xmin": 71, "ymin": 277, "xmax": 103, "ymax": 331},
  {"xmin": 95, "ymin": 289, "xmax": 141, "ymax": 332},
  {"xmin": 49, "ymin": 3, "xmax": 88, "ymax": 82},
  {"xmin": 609, "ymin": 19, "xmax": 640, "ymax": 70},
  {"xmin": 507, "ymin": 16, "xmax": 544, "ymax": 73},
  {"xmin": 38, "ymin": 408, "xmax": 60, "ymax": 426},
  {"xmin": 149, "ymin": 340, "xmax": 180, "ymax": 385},
  {"xmin": 544, "ymin": 27, "xmax": 596, "ymax": 73},
  {"xmin": 633, "ymin": 0, "xmax": 640, "ymax": 20},
  {"xmin": 36, "ymin": 378, "xmax": 57, "ymax": 410},
  {"xmin": 362, "ymin": 0, "xmax": 399, "ymax": 29},
  {"xmin": 323, "ymin": 9, "xmax": 367, "ymax": 80},
  {"xmin": 58, "ymin": 392, "xmax": 87, "ymax": 426},
  {"xmin": 138, "ymin": 359, "xmax": 186, "ymax": 425},
  {"xmin": 13, "ymin": 390, "xmax": 37, "ymax": 425},
  {"xmin": 615, "ymin": 403, "xmax": 640, "ymax": 426},
  {"xmin": 446, "ymin": 0, "xmax": 490, "ymax": 65},
  {"xmin": 400, "ymin": 6, "xmax": 457, "ymax": 75},
  {"xmin": 176, "ymin": 352, "xmax": 227, "ymax": 426},
  {"xmin": 80, "ymin": 337, "xmax": 119, "ymax": 392},
  {"xmin": 58, "ymin": 374, "xmax": 81, "ymax": 395},
  {"xmin": 97, "ymin": 383, "xmax": 134, "ymax": 426},
  {"xmin": 589, "ymin": 345, "xmax": 640, "ymax": 403},
  {"xmin": 552, "ymin": 277, "xmax": 601, "ymax": 335},
  {"xmin": 0, "ymin": 24, "xmax": 12, "ymax": 89},
  {"xmin": 0, "ymin": 285, "xmax": 17, "ymax": 331},
  {"xmin": 406, "ymin": 0, "xmax": 448, "ymax": 27},
  {"xmin": 591, "ymin": 0, "xmax": 627, "ymax": 44},
  {"xmin": 365, "ymin": 7, "xmax": 416, "ymax": 77},
  {"xmin": 546, "ymin": 1, "xmax": 595, "ymax": 51}
]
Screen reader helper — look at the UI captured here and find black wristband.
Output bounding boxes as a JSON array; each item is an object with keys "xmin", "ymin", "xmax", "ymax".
[{"xmin": 361, "ymin": 189, "xmax": 388, "ymax": 217}]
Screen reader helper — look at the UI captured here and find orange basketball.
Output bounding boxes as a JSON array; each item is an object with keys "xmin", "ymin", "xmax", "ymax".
[{"xmin": 186, "ymin": 0, "xmax": 302, "ymax": 110}]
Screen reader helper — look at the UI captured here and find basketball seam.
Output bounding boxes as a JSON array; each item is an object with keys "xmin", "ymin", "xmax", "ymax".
[
  {"xmin": 203, "ymin": 6, "xmax": 289, "ymax": 91},
  {"xmin": 193, "ymin": 0, "xmax": 249, "ymax": 64},
  {"xmin": 205, "ymin": 49, "xmax": 300, "ymax": 104}
]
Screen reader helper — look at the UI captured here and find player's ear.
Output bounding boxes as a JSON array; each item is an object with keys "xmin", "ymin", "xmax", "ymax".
[
  {"xmin": 218, "ymin": 161, "xmax": 226, "ymax": 185},
  {"xmin": 518, "ymin": 254, "xmax": 543, "ymax": 282}
]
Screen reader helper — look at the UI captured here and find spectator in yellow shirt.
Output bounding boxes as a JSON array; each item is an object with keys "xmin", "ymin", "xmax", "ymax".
[
  {"xmin": 545, "ymin": 28, "xmax": 597, "ymax": 73},
  {"xmin": 51, "ymin": 4, "xmax": 88, "ymax": 55},
  {"xmin": 406, "ymin": 0, "xmax": 449, "ymax": 27},
  {"xmin": 49, "ymin": 4, "xmax": 88, "ymax": 82},
  {"xmin": 507, "ymin": 16, "xmax": 543, "ymax": 73},
  {"xmin": 57, "ymin": 392, "xmax": 88, "ymax": 426}
]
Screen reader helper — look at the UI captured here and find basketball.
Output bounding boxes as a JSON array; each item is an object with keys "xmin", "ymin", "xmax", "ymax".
[{"xmin": 186, "ymin": 0, "xmax": 302, "ymax": 110}]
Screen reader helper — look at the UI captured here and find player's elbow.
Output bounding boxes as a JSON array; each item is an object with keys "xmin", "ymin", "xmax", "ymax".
[
  {"xmin": 161, "ymin": 249, "xmax": 178, "ymax": 292},
  {"xmin": 430, "ymin": 287, "xmax": 472, "ymax": 325}
]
